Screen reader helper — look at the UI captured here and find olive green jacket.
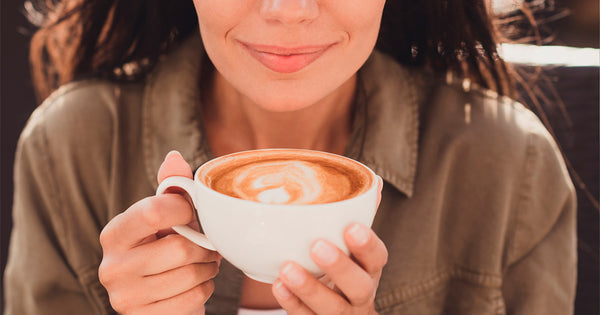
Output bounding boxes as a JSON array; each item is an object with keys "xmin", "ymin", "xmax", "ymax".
[{"xmin": 5, "ymin": 34, "xmax": 576, "ymax": 314}]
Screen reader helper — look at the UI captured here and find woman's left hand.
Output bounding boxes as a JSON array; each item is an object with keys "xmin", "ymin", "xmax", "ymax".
[{"xmin": 271, "ymin": 222, "xmax": 388, "ymax": 314}]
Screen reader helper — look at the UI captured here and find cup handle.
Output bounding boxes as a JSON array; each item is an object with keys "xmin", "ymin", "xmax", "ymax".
[{"xmin": 155, "ymin": 176, "xmax": 217, "ymax": 251}]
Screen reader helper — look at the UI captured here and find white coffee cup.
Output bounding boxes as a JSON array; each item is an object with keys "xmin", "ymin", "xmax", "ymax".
[{"xmin": 156, "ymin": 149, "xmax": 379, "ymax": 283}]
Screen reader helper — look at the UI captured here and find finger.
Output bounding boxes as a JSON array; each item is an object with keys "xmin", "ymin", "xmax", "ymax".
[
  {"xmin": 157, "ymin": 150, "xmax": 193, "ymax": 183},
  {"xmin": 132, "ymin": 234, "xmax": 221, "ymax": 275},
  {"xmin": 344, "ymin": 223, "xmax": 388, "ymax": 277},
  {"xmin": 277, "ymin": 261, "xmax": 348, "ymax": 314},
  {"xmin": 376, "ymin": 176, "xmax": 383, "ymax": 208},
  {"xmin": 310, "ymin": 239, "xmax": 374, "ymax": 306},
  {"xmin": 100, "ymin": 194, "xmax": 195, "ymax": 251},
  {"xmin": 272, "ymin": 279, "xmax": 316, "ymax": 315},
  {"xmin": 139, "ymin": 262, "xmax": 219, "ymax": 304},
  {"xmin": 136, "ymin": 281, "xmax": 214, "ymax": 315}
]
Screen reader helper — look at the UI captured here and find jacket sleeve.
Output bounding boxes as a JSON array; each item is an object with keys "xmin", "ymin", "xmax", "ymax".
[
  {"xmin": 4, "ymin": 95, "xmax": 115, "ymax": 314},
  {"xmin": 501, "ymin": 122, "xmax": 578, "ymax": 315}
]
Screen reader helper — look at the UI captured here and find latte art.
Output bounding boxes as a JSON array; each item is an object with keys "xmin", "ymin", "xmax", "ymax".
[
  {"xmin": 200, "ymin": 150, "xmax": 372, "ymax": 205},
  {"xmin": 232, "ymin": 160, "xmax": 350, "ymax": 204}
]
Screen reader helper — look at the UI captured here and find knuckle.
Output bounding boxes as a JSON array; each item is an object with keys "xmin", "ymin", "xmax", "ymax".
[
  {"xmin": 98, "ymin": 229, "xmax": 111, "ymax": 248},
  {"xmin": 177, "ymin": 237, "xmax": 209, "ymax": 265},
  {"xmin": 98, "ymin": 258, "xmax": 118, "ymax": 287},
  {"xmin": 140, "ymin": 197, "xmax": 165, "ymax": 230},
  {"xmin": 108, "ymin": 290, "xmax": 132, "ymax": 313},
  {"xmin": 378, "ymin": 245, "xmax": 389, "ymax": 269},
  {"xmin": 169, "ymin": 235, "xmax": 193, "ymax": 261},
  {"xmin": 99, "ymin": 214, "xmax": 121, "ymax": 248},
  {"xmin": 367, "ymin": 240, "xmax": 389, "ymax": 275},
  {"xmin": 169, "ymin": 235, "xmax": 218, "ymax": 264},
  {"xmin": 206, "ymin": 261, "xmax": 220, "ymax": 279},
  {"xmin": 97, "ymin": 263, "xmax": 109, "ymax": 286}
]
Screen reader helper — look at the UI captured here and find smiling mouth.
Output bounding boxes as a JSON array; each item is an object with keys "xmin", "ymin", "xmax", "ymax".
[{"xmin": 239, "ymin": 41, "xmax": 335, "ymax": 74}]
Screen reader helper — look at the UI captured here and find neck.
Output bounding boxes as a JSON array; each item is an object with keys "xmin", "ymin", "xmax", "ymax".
[{"xmin": 203, "ymin": 71, "xmax": 357, "ymax": 156}]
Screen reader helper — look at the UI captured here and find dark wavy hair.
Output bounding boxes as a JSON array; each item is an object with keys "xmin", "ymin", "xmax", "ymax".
[{"xmin": 28, "ymin": 0, "xmax": 516, "ymax": 102}]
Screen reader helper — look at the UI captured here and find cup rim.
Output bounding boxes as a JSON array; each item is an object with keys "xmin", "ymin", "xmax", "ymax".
[{"xmin": 193, "ymin": 148, "xmax": 379, "ymax": 208}]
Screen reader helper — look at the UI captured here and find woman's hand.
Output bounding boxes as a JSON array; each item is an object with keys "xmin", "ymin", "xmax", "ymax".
[
  {"xmin": 271, "ymin": 178, "xmax": 387, "ymax": 315},
  {"xmin": 272, "ymin": 223, "xmax": 388, "ymax": 314},
  {"xmin": 98, "ymin": 151, "xmax": 221, "ymax": 314}
]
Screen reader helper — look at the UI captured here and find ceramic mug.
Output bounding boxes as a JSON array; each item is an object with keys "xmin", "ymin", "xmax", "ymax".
[{"xmin": 156, "ymin": 149, "xmax": 379, "ymax": 283}]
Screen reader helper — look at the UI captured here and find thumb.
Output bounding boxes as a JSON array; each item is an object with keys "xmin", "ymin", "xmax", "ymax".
[{"xmin": 157, "ymin": 150, "xmax": 194, "ymax": 184}]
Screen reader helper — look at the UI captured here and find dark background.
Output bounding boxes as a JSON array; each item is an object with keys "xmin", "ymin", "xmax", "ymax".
[
  {"xmin": 1, "ymin": 0, "xmax": 38, "ymax": 308},
  {"xmin": 1, "ymin": 0, "xmax": 598, "ymax": 313}
]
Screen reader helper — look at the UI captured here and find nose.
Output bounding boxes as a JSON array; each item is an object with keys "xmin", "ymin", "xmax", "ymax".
[{"xmin": 260, "ymin": 0, "xmax": 319, "ymax": 25}]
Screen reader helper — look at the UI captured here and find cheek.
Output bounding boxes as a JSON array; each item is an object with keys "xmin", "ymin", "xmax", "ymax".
[
  {"xmin": 193, "ymin": 0, "xmax": 252, "ymax": 37},
  {"xmin": 332, "ymin": 0, "xmax": 386, "ymax": 73},
  {"xmin": 317, "ymin": 0, "xmax": 385, "ymax": 46},
  {"xmin": 193, "ymin": 1, "xmax": 250, "ymax": 73},
  {"xmin": 342, "ymin": 0, "xmax": 386, "ymax": 38}
]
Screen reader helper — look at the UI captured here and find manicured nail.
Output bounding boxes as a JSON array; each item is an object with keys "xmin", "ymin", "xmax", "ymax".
[
  {"xmin": 311, "ymin": 240, "xmax": 339, "ymax": 265},
  {"xmin": 282, "ymin": 263, "xmax": 305, "ymax": 287},
  {"xmin": 274, "ymin": 280, "xmax": 293, "ymax": 299},
  {"xmin": 349, "ymin": 223, "xmax": 370, "ymax": 246}
]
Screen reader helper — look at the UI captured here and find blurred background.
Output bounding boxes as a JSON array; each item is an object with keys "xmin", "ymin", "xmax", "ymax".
[{"xmin": 1, "ymin": 0, "xmax": 598, "ymax": 312}]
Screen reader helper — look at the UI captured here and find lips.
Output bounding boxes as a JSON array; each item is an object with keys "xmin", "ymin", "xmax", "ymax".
[{"xmin": 239, "ymin": 41, "xmax": 334, "ymax": 74}]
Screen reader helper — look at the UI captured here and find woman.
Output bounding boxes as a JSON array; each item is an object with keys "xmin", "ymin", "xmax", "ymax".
[{"xmin": 5, "ymin": 0, "xmax": 576, "ymax": 314}]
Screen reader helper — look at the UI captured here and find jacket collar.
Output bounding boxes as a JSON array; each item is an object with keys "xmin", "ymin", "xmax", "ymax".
[
  {"xmin": 355, "ymin": 52, "xmax": 424, "ymax": 197},
  {"xmin": 142, "ymin": 34, "xmax": 209, "ymax": 188},
  {"xmin": 143, "ymin": 33, "xmax": 422, "ymax": 197}
]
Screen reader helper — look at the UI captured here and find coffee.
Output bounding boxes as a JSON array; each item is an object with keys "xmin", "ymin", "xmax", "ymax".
[{"xmin": 199, "ymin": 150, "xmax": 372, "ymax": 205}]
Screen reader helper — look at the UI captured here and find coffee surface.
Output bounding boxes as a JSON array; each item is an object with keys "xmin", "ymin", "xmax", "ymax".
[{"xmin": 201, "ymin": 151, "xmax": 372, "ymax": 205}]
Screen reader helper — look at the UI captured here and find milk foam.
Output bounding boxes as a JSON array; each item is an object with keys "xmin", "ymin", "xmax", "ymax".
[
  {"xmin": 257, "ymin": 187, "xmax": 290, "ymax": 204},
  {"xmin": 202, "ymin": 150, "xmax": 372, "ymax": 205},
  {"xmin": 233, "ymin": 161, "xmax": 324, "ymax": 205}
]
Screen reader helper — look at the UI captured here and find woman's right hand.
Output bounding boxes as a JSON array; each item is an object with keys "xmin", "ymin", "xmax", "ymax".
[{"xmin": 99, "ymin": 151, "xmax": 221, "ymax": 314}]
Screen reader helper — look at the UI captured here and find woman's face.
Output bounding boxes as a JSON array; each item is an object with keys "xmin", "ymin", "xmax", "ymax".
[{"xmin": 192, "ymin": 0, "xmax": 386, "ymax": 111}]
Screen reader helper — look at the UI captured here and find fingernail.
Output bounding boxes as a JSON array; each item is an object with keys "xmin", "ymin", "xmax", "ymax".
[
  {"xmin": 311, "ymin": 240, "xmax": 338, "ymax": 266},
  {"xmin": 282, "ymin": 263, "xmax": 305, "ymax": 287},
  {"xmin": 165, "ymin": 150, "xmax": 182, "ymax": 160},
  {"xmin": 274, "ymin": 280, "xmax": 293, "ymax": 299},
  {"xmin": 349, "ymin": 223, "xmax": 370, "ymax": 246}
]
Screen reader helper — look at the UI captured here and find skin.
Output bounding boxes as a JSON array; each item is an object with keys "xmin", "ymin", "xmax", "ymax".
[
  {"xmin": 99, "ymin": 152, "xmax": 222, "ymax": 314},
  {"xmin": 99, "ymin": 0, "xmax": 388, "ymax": 314},
  {"xmin": 197, "ymin": 0, "xmax": 385, "ymax": 155}
]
